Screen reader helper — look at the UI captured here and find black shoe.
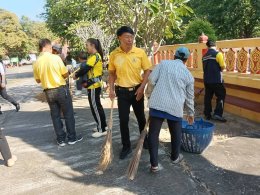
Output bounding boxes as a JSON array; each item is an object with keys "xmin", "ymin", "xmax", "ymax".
[
  {"xmin": 57, "ymin": 140, "xmax": 66, "ymax": 147},
  {"xmin": 15, "ymin": 104, "xmax": 20, "ymax": 112},
  {"xmin": 119, "ymin": 147, "xmax": 132, "ymax": 159},
  {"xmin": 0, "ymin": 110, "xmax": 2, "ymax": 115},
  {"xmin": 68, "ymin": 135, "xmax": 83, "ymax": 145},
  {"xmin": 205, "ymin": 115, "xmax": 211, "ymax": 120},
  {"xmin": 212, "ymin": 115, "xmax": 227, "ymax": 122}
]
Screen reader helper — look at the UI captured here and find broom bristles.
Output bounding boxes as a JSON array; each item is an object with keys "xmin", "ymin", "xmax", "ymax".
[
  {"xmin": 97, "ymin": 99, "xmax": 114, "ymax": 172},
  {"xmin": 97, "ymin": 129, "xmax": 113, "ymax": 171},
  {"xmin": 127, "ymin": 118, "xmax": 150, "ymax": 180}
]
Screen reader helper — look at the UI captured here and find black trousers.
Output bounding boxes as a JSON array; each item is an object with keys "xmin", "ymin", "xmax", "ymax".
[
  {"xmin": 204, "ymin": 83, "xmax": 226, "ymax": 117},
  {"xmin": 148, "ymin": 116, "xmax": 181, "ymax": 167},
  {"xmin": 45, "ymin": 86, "xmax": 76, "ymax": 142},
  {"xmin": 87, "ymin": 87, "xmax": 107, "ymax": 132},
  {"xmin": 76, "ymin": 77, "xmax": 83, "ymax": 90},
  {"xmin": 0, "ymin": 87, "xmax": 18, "ymax": 110},
  {"xmin": 0, "ymin": 129, "xmax": 12, "ymax": 161},
  {"xmin": 116, "ymin": 88, "xmax": 146, "ymax": 149}
]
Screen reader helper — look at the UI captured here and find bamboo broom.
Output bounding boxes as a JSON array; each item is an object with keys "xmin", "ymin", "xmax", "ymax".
[
  {"xmin": 97, "ymin": 99, "xmax": 115, "ymax": 172},
  {"xmin": 127, "ymin": 117, "xmax": 150, "ymax": 180}
]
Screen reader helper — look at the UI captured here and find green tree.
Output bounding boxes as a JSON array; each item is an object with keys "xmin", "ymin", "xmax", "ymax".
[
  {"xmin": 0, "ymin": 9, "xmax": 28, "ymax": 57},
  {"xmin": 184, "ymin": 19, "xmax": 217, "ymax": 43},
  {"xmin": 188, "ymin": 0, "xmax": 260, "ymax": 39},
  {"xmin": 20, "ymin": 16, "xmax": 57, "ymax": 53},
  {"xmin": 44, "ymin": 0, "xmax": 193, "ymax": 53},
  {"xmin": 44, "ymin": 0, "xmax": 92, "ymax": 39}
]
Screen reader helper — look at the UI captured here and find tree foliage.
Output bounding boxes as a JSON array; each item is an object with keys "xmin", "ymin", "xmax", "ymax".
[
  {"xmin": 75, "ymin": 21, "xmax": 115, "ymax": 57},
  {"xmin": 44, "ymin": 0, "xmax": 91, "ymax": 39},
  {"xmin": 44, "ymin": 0, "xmax": 193, "ymax": 53},
  {"xmin": 20, "ymin": 16, "xmax": 57, "ymax": 54},
  {"xmin": 0, "ymin": 9, "xmax": 28, "ymax": 57},
  {"xmin": 188, "ymin": 0, "xmax": 260, "ymax": 39},
  {"xmin": 184, "ymin": 19, "xmax": 217, "ymax": 43},
  {"xmin": 0, "ymin": 9, "xmax": 57, "ymax": 59}
]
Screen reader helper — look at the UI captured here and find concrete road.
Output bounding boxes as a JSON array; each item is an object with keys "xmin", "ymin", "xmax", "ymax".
[{"xmin": 0, "ymin": 66, "xmax": 259, "ymax": 195}]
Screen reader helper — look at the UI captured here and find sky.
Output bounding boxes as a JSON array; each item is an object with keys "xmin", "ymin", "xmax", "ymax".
[{"xmin": 0, "ymin": 0, "xmax": 46, "ymax": 21}]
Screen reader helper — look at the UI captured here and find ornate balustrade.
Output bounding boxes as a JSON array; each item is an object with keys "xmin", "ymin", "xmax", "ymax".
[{"xmin": 153, "ymin": 38, "xmax": 260, "ymax": 122}]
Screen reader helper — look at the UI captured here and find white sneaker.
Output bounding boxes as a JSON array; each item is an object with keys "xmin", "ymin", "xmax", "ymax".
[
  {"xmin": 92, "ymin": 131, "xmax": 107, "ymax": 138},
  {"xmin": 93, "ymin": 128, "xmax": 98, "ymax": 132},
  {"xmin": 75, "ymin": 90, "xmax": 82, "ymax": 96}
]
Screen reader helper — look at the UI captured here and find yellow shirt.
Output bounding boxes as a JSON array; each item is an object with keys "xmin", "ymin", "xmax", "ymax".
[
  {"xmin": 109, "ymin": 46, "xmax": 151, "ymax": 87},
  {"xmin": 216, "ymin": 52, "xmax": 225, "ymax": 70},
  {"xmin": 33, "ymin": 52, "xmax": 68, "ymax": 89},
  {"xmin": 86, "ymin": 53, "xmax": 103, "ymax": 89}
]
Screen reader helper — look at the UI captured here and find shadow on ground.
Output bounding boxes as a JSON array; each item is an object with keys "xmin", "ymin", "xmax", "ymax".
[{"xmin": 1, "ymin": 104, "xmax": 260, "ymax": 194}]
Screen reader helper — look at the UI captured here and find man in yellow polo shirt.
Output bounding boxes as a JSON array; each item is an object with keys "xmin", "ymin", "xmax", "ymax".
[
  {"xmin": 33, "ymin": 39, "xmax": 82, "ymax": 147},
  {"xmin": 109, "ymin": 26, "xmax": 151, "ymax": 159}
]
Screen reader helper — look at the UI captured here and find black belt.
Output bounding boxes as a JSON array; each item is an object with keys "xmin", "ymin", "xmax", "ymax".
[
  {"xmin": 116, "ymin": 84, "xmax": 140, "ymax": 91},
  {"xmin": 44, "ymin": 85, "xmax": 66, "ymax": 91}
]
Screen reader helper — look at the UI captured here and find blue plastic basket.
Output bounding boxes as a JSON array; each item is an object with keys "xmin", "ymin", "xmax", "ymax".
[{"xmin": 181, "ymin": 118, "xmax": 215, "ymax": 154}]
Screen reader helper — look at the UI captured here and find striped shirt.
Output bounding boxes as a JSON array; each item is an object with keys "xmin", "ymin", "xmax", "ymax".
[{"xmin": 148, "ymin": 59, "xmax": 195, "ymax": 117}]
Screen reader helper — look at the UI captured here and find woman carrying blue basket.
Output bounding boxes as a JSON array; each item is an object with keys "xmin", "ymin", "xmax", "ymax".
[{"xmin": 148, "ymin": 47, "xmax": 195, "ymax": 172}]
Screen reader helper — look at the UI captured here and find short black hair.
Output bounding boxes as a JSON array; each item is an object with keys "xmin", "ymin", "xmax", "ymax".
[
  {"xmin": 116, "ymin": 26, "xmax": 134, "ymax": 37},
  {"xmin": 206, "ymin": 40, "xmax": 216, "ymax": 48},
  {"xmin": 78, "ymin": 51, "xmax": 87, "ymax": 60},
  {"xmin": 39, "ymin": 39, "xmax": 51, "ymax": 51}
]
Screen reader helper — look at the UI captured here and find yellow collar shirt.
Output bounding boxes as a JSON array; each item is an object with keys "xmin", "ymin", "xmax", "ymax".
[
  {"xmin": 33, "ymin": 52, "xmax": 68, "ymax": 90},
  {"xmin": 109, "ymin": 46, "xmax": 151, "ymax": 87}
]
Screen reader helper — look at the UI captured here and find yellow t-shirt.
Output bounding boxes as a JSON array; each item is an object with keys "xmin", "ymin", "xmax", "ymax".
[
  {"xmin": 109, "ymin": 47, "xmax": 151, "ymax": 87},
  {"xmin": 86, "ymin": 53, "xmax": 103, "ymax": 89},
  {"xmin": 33, "ymin": 52, "xmax": 68, "ymax": 89}
]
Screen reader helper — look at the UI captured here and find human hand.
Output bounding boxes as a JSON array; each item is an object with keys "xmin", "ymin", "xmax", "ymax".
[
  {"xmin": 1, "ymin": 83, "xmax": 6, "ymax": 88},
  {"xmin": 135, "ymin": 86, "xmax": 145, "ymax": 101},
  {"xmin": 187, "ymin": 115, "xmax": 194, "ymax": 125},
  {"xmin": 72, "ymin": 75, "xmax": 77, "ymax": 80},
  {"xmin": 109, "ymin": 90, "xmax": 116, "ymax": 100}
]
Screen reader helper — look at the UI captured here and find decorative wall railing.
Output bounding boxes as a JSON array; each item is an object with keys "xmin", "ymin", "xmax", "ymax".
[{"xmin": 153, "ymin": 38, "xmax": 260, "ymax": 122}]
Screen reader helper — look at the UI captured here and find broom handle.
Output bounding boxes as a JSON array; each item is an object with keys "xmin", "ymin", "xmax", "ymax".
[
  {"xmin": 143, "ymin": 116, "xmax": 150, "ymax": 135},
  {"xmin": 108, "ymin": 99, "xmax": 115, "ymax": 130},
  {"xmin": 65, "ymin": 67, "xmax": 80, "ymax": 81}
]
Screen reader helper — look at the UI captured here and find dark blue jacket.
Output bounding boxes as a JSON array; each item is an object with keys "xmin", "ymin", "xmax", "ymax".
[{"xmin": 202, "ymin": 49, "xmax": 223, "ymax": 83}]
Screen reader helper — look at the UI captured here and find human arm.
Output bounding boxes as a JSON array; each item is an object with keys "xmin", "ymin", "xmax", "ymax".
[
  {"xmin": 0, "ymin": 74, "xmax": 6, "ymax": 88},
  {"xmin": 185, "ymin": 77, "xmax": 195, "ymax": 125},
  {"xmin": 109, "ymin": 70, "xmax": 117, "ymax": 100},
  {"xmin": 135, "ymin": 69, "xmax": 151, "ymax": 101},
  {"xmin": 148, "ymin": 63, "xmax": 161, "ymax": 86},
  {"xmin": 135, "ymin": 51, "xmax": 152, "ymax": 101},
  {"xmin": 0, "ymin": 63, "xmax": 6, "ymax": 88},
  {"xmin": 32, "ymin": 62, "xmax": 41, "ymax": 84},
  {"xmin": 216, "ymin": 52, "xmax": 225, "ymax": 71},
  {"xmin": 74, "ymin": 62, "xmax": 92, "ymax": 78},
  {"xmin": 74, "ymin": 55, "xmax": 98, "ymax": 79},
  {"xmin": 57, "ymin": 57, "xmax": 69, "ymax": 79},
  {"xmin": 62, "ymin": 72, "xmax": 69, "ymax": 79}
]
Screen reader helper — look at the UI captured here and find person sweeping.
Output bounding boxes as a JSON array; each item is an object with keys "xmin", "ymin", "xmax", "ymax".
[
  {"xmin": 108, "ymin": 26, "xmax": 151, "ymax": 160},
  {"xmin": 148, "ymin": 47, "xmax": 195, "ymax": 172}
]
